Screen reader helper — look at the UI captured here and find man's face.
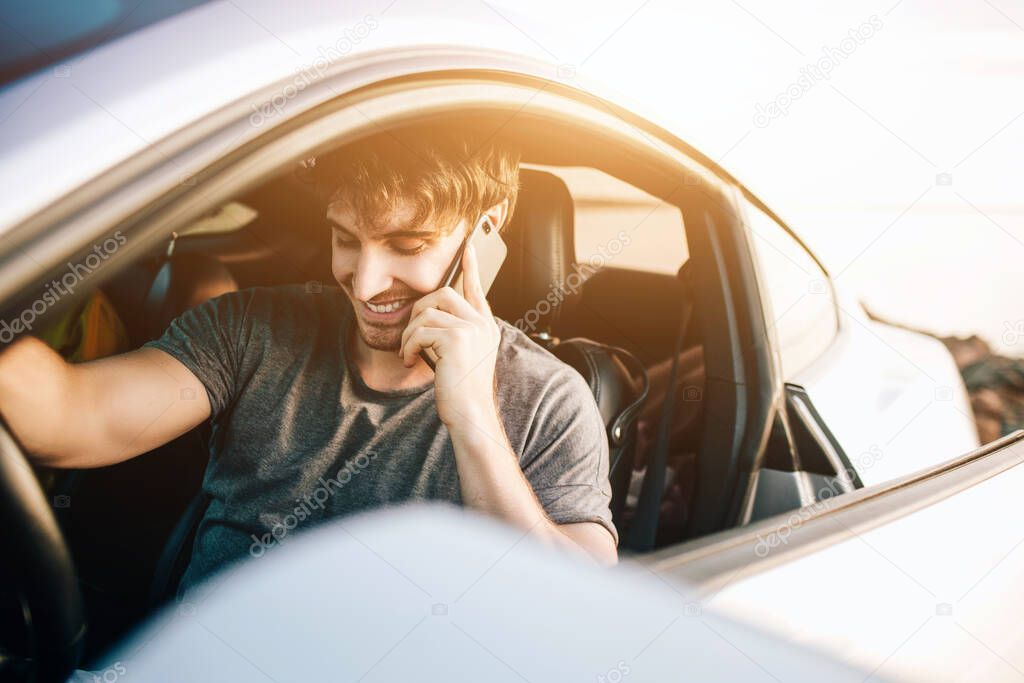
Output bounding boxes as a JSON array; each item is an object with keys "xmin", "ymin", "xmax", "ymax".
[{"xmin": 328, "ymin": 198, "xmax": 468, "ymax": 352}]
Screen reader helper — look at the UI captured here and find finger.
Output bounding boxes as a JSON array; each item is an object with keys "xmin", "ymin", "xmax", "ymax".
[
  {"xmin": 400, "ymin": 306, "xmax": 467, "ymax": 356},
  {"xmin": 409, "ymin": 285, "xmax": 477, "ymax": 322},
  {"xmin": 462, "ymin": 243, "xmax": 487, "ymax": 312},
  {"xmin": 401, "ymin": 326, "xmax": 445, "ymax": 367}
]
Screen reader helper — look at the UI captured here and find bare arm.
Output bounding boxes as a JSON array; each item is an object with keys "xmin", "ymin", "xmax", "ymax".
[
  {"xmin": 0, "ymin": 336, "xmax": 210, "ymax": 468},
  {"xmin": 447, "ymin": 410, "xmax": 618, "ymax": 566}
]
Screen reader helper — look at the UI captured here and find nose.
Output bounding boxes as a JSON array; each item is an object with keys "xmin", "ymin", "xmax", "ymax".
[{"xmin": 350, "ymin": 245, "xmax": 393, "ymax": 302}]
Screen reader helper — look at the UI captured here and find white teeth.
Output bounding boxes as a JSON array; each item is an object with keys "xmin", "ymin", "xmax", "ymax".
[{"xmin": 366, "ymin": 300, "xmax": 405, "ymax": 313}]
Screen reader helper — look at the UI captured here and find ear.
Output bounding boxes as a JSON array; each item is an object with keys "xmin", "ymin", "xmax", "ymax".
[{"xmin": 484, "ymin": 198, "xmax": 510, "ymax": 233}]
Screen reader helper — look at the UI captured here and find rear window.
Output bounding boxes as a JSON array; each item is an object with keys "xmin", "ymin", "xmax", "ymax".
[{"xmin": 525, "ymin": 165, "xmax": 688, "ymax": 276}]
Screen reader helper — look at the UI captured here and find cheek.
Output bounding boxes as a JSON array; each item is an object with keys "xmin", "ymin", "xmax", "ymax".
[
  {"xmin": 331, "ymin": 246, "xmax": 448, "ymax": 292},
  {"xmin": 397, "ymin": 258, "xmax": 446, "ymax": 292},
  {"xmin": 407, "ymin": 242, "xmax": 466, "ymax": 291}
]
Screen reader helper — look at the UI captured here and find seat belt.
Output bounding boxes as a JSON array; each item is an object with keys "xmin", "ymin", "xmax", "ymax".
[{"xmin": 625, "ymin": 262, "xmax": 692, "ymax": 551}]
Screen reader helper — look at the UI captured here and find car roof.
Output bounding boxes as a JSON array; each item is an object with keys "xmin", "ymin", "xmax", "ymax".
[
  {"xmin": 0, "ymin": 0, "xmax": 220, "ymax": 87},
  {"xmin": 0, "ymin": 1, "xmax": 693, "ymax": 237}
]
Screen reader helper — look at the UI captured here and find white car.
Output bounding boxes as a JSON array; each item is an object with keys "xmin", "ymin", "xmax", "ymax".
[{"xmin": 0, "ymin": 2, "xmax": 1006, "ymax": 682}]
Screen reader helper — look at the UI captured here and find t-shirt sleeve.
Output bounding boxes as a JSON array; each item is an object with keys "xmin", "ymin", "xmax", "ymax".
[
  {"xmin": 520, "ymin": 365, "xmax": 619, "ymax": 547},
  {"xmin": 141, "ymin": 289, "xmax": 255, "ymax": 419}
]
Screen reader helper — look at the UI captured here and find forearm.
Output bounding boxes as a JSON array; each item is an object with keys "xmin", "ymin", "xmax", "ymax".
[
  {"xmin": 446, "ymin": 406, "xmax": 602, "ymax": 564},
  {"xmin": 0, "ymin": 336, "xmax": 79, "ymax": 463}
]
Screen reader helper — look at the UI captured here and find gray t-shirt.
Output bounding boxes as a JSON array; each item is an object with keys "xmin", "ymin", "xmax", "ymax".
[{"xmin": 143, "ymin": 284, "xmax": 616, "ymax": 594}]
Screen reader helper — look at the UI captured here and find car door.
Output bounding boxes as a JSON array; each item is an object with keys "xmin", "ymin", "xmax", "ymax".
[{"xmin": 641, "ymin": 429, "xmax": 1024, "ymax": 682}]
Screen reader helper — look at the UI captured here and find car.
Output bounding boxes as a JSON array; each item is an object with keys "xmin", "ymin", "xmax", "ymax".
[
  {"xmin": 90, "ymin": 501, "xmax": 897, "ymax": 682},
  {"xmin": 0, "ymin": 2, "xmax": 1005, "ymax": 681}
]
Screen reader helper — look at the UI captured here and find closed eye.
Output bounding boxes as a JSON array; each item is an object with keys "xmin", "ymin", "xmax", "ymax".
[
  {"xmin": 330, "ymin": 222, "xmax": 431, "ymax": 255},
  {"xmin": 390, "ymin": 239, "xmax": 429, "ymax": 255}
]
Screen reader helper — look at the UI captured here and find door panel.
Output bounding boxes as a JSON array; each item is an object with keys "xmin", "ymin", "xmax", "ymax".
[
  {"xmin": 791, "ymin": 299, "xmax": 980, "ymax": 487},
  {"xmin": 641, "ymin": 431, "xmax": 1024, "ymax": 682}
]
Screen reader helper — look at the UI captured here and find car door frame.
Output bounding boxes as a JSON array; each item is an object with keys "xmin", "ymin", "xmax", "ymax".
[
  {"xmin": 643, "ymin": 429, "xmax": 1024, "ymax": 592},
  {"xmin": 0, "ymin": 55, "xmax": 790, "ymax": 545}
]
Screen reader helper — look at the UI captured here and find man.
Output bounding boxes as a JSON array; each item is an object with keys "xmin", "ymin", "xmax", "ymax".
[{"xmin": 0, "ymin": 130, "xmax": 618, "ymax": 596}]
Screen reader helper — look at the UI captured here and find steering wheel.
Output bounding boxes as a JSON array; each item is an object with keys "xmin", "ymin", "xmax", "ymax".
[{"xmin": 0, "ymin": 417, "xmax": 85, "ymax": 682}]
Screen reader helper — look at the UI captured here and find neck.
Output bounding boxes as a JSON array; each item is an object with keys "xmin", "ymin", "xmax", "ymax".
[{"xmin": 346, "ymin": 323, "xmax": 434, "ymax": 392}]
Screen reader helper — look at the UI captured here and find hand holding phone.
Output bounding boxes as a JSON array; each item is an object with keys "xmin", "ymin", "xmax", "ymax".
[{"xmin": 418, "ymin": 214, "xmax": 508, "ymax": 369}]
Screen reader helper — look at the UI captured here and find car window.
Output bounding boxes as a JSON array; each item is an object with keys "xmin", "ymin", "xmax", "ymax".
[
  {"xmin": 524, "ymin": 164, "xmax": 688, "ymax": 276},
  {"xmin": 743, "ymin": 199, "xmax": 838, "ymax": 377}
]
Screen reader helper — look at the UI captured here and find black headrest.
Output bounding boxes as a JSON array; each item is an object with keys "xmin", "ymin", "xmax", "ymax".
[{"xmin": 490, "ymin": 169, "xmax": 580, "ymax": 335}]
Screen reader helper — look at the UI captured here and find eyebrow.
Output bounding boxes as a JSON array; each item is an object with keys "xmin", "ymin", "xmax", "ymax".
[{"xmin": 327, "ymin": 217, "xmax": 438, "ymax": 239}]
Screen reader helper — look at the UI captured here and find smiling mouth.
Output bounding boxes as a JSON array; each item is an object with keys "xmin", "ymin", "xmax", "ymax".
[
  {"xmin": 361, "ymin": 298, "xmax": 413, "ymax": 320},
  {"xmin": 366, "ymin": 299, "xmax": 408, "ymax": 312}
]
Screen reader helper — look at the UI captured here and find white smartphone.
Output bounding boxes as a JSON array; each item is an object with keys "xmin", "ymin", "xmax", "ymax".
[{"xmin": 419, "ymin": 214, "xmax": 508, "ymax": 368}]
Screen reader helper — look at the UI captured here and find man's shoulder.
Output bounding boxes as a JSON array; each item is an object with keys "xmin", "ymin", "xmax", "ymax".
[
  {"xmin": 494, "ymin": 317, "xmax": 572, "ymax": 374},
  {"xmin": 207, "ymin": 283, "xmax": 348, "ymax": 323},
  {"xmin": 219, "ymin": 282, "xmax": 344, "ymax": 305},
  {"xmin": 494, "ymin": 317, "xmax": 592, "ymax": 404}
]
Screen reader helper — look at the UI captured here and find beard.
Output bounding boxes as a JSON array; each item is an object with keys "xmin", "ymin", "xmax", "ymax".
[
  {"xmin": 353, "ymin": 315, "xmax": 409, "ymax": 351},
  {"xmin": 347, "ymin": 292, "xmax": 419, "ymax": 352},
  {"xmin": 340, "ymin": 280, "xmax": 422, "ymax": 352}
]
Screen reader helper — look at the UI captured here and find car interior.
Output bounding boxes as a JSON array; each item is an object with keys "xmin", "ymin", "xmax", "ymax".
[{"xmin": 13, "ymin": 113, "xmax": 727, "ymax": 666}]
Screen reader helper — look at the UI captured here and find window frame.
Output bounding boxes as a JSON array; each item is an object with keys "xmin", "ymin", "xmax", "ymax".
[
  {"xmin": 0, "ymin": 66, "xmax": 781, "ymax": 548},
  {"xmin": 738, "ymin": 189, "xmax": 841, "ymax": 378}
]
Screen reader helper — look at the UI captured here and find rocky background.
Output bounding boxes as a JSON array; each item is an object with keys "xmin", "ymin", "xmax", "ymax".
[{"xmin": 938, "ymin": 335, "xmax": 1024, "ymax": 444}]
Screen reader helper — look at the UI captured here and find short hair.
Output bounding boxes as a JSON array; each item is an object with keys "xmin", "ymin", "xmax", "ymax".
[{"xmin": 306, "ymin": 127, "xmax": 520, "ymax": 236}]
